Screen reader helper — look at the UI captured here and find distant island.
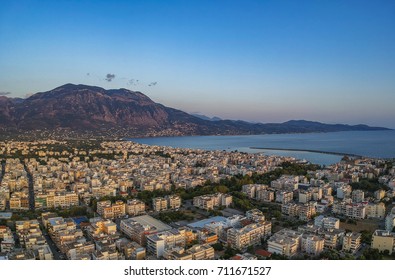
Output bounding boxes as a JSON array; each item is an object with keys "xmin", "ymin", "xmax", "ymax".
[{"xmin": 0, "ymin": 84, "xmax": 390, "ymax": 140}]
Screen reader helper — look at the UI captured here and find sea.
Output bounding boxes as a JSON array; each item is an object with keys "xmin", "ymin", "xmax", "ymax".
[{"xmin": 128, "ymin": 130, "xmax": 395, "ymax": 166}]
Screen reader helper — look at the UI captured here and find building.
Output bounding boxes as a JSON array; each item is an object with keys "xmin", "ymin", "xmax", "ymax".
[
  {"xmin": 46, "ymin": 191, "xmax": 79, "ymax": 208},
  {"xmin": 299, "ymin": 190, "xmax": 312, "ymax": 203},
  {"xmin": 256, "ymin": 188, "xmax": 275, "ymax": 202},
  {"xmin": 166, "ymin": 195, "xmax": 181, "ymax": 210},
  {"xmin": 146, "ymin": 229, "xmax": 186, "ymax": 258},
  {"xmin": 366, "ymin": 202, "xmax": 386, "ymax": 219},
  {"xmin": 332, "ymin": 202, "xmax": 366, "ymax": 219},
  {"xmin": 65, "ymin": 241, "xmax": 95, "ymax": 260},
  {"xmin": 371, "ymin": 230, "xmax": 395, "ymax": 254},
  {"xmin": 116, "ymin": 239, "xmax": 146, "ymax": 260},
  {"xmin": 186, "ymin": 244, "xmax": 214, "ymax": 260},
  {"xmin": 120, "ymin": 215, "xmax": 171, "ymax": 245},
  {"xmin": 337, "ymin": 185, "xmax": 352, "ymax": 199},
  {"xmin": 301, "ymin": 234, "xmax": 324, "ymax": 255},
  {"xmin": 152, "ymin": 197, "xmax": 168, "ymax": 212},
  {"xmin": 386, "ymin": 207, "xmax": 395, "ymax": 232},
  {"xmin": 374, "ymin": 189, "xmax": 386, "ymax": 200},
  {"xmin": 97, "ymin": 200, "xmax": 126, "ymax": 219},
  {"xmin": 342, "ymin": 232, "xmax": 361, "ymax": 253},
  {"xmin": 267, "ymin": 229, "xmax": 302, "ymax": 257},
  {"xmin": 351, "ymin": 190, "xmax": 365, "ymax": 203},
  {"xmin": 193, "ymin": 193, "xmax": 232, "ymax": 210},
  {"xmin": 281, "ymin": 203, "xmax": 299, "ymax": 217},
  {"xmin": 246, "ymin": 209, "xmax": 265, "ymax": 223},
  {"xmin": 275, "ymin": 191, "xmax": 293, "ymax": 204},
  {"xmin": 227, "ymin": 221, "xmax": 272, "ymax": 250},
  {"xmin": 126, "ymin": 199, "xmax": 145, "ymax": 216},
  {"xmin": 299, "ymin": 203, "xmax": 316, "ymax": 221},
  {"xmin": 242, "ymin": 184, "xmax": 267, "ymax": 199},
  {"xmin": 314, "ymin": 215, "xmax": 340, "ymax": 230},
  {"xmin": 163, "ymin": 247, "xmax": 193, "ymax": 260}
]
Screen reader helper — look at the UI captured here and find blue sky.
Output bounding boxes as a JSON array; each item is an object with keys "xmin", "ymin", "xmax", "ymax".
[{"xmin": 0, "ymin": 0, "xmax": 394, "ymax": 127}]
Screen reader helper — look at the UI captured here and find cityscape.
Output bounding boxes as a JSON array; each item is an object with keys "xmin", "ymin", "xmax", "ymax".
[
  {"xmin": 1, "ymin": 0, "xmax": 394, "ymax": 266},
  {"xmin": 0, "ymin": 140, "xmax": 394, "ymax": 260}
]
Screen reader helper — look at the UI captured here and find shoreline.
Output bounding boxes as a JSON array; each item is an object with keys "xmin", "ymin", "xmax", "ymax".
[{"xmin": 249, "ymin": 147, "xmax": 362, "ymax": 158}]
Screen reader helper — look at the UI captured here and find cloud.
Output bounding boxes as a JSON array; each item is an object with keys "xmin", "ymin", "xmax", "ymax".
[
  {"xmin": 148, "ymin": 82, "xmax": 158, "ymax": 87},
  {"xmin": 105, "ymin": 73, "xmax": 116, "ymax": 82},
  {"xmin": 128, "ymin": 79, "xmax": 140, "ymax": 86},
  {"xmin": 0, "ymin": 91, "xmax": 11, "ymax": 96}
]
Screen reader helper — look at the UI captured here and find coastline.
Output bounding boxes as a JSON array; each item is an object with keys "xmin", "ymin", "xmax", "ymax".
[{"xmin": 249, "ymin": 147, "xmax": 362, "ymax": 158}]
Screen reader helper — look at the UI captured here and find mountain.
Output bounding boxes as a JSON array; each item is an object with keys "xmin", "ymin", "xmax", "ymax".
[
  {"xmin": 191, "ymin": 113, "xmax": 222, "ymax": 121},
  {"xmin": 0, "ymin": 84, "xmax": 390, "ymax": 139}
]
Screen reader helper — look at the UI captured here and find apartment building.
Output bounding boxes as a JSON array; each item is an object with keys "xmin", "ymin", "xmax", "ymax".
[
  {"xmin": 9, "ymin": 193, "xmax": 29, "ymax": 210},
  {"xmin": 246, "ymin": 209, "xmax": 265, "ymax": 223},
  {"xmin": 337, "ymin": 185, "xmax": 352, "ymax": 199},
  {"xmin": 186, "ymin": 244, "xmax": 215, "ymax": 260},
  {"xmin": 241, "ymin": 184, "xmax": 267, "ymax": 199},
  {"xmin": 116, "ymin": 239, "xmax": 146, "ymax": 260},
  {"xmin": 146, "ymin": 229, "xmax": 186, "ymax": 258},
  {"xmin": 120, "ymin": 215, "xmax": 171, "ymax": 245},
  {"xmin": 365, "ymin": 202, "xmax": 386, "ymax": 219},
  {"xmin": 267, "ymin": 229, "xmax": 302, "ymax": 257},
  {"xmin": 342, "ymin": 232, "xmax": 361, "ymax": 253},
  {"xmin": 371, "ymin": 230, "xmax": 395, "ymax": 254},
  {"xmin": 314, "ymin": 215, "xmax": 340, "ymax": 230},
  {"xmin": 275, "ymin": 191, "xmax": 293, "ymax": 204},
  {"xmin": 126, "ymin": 199, "xmax": 145, "ymax": 216},
  {"xmin": 227, "ymin": 221, "xmax": 272, "ymax": 250},
  {"xmin": 332, "ymin": 202, "xmax": 366, "ymax": 219},
  {"xmin": 385, "ymin": 207, "xmax": 395, "ymax": 231},
  {"xmin": 299, "ymin": 190, "xmax": 312, "ymax": 203},
  {"xmin": 167, "ymin": 195, "xmax": 181, "ymax": 210},
  {"xmin": 281, "ymin": 203, "xmax": 300, "ymax": 217},
  {"xmin": 299, "ymin": 203, "xmax": 316, "ymax": 221},
  {"xmin": 301, "ymin": 234, "xmax": 324, "ymax": 255},
  {"xmin": 152, "ymin": 197, "xmax": 168, "ymax": 212},
  {"xmin": 45, "ymin": 192, "xmax": 79, "ymax": 208},
  {"xmin": 256, "ymin": 188, "xmax": 275, "ymax": 202},
  {"xmin": 97, "ymin": 200, "xmax": 126, "ymax": 219},
  {"xmin": 351, "ymin": 190, "xmax": 365, "ymax": 203},
  {"xmin": 193, "ymin": 193, "xmax": 232, "ymax": 210}
]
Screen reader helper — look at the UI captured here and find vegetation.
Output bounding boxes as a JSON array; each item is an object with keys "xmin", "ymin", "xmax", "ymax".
[
  {"xmin": 361, "ymin": 248, "xmax": 383, "ymax": 260},
  {"xmin": 211, "ymin": 243, "xmax": 224, "ymax": 251},
  {"xmin": 221, "ymin": 245, "xmax": 241, "ymax": 259},
  {"xmin": 54, "ymin": 206, "xmax": 90, "ymax": 218},
  {"xmin": 156, "ymin": 210, "xmax": 194, "ymax": 223},
  {"xmin": 351, "ymin": 178, "xmax": 389, "ymax": 193}
]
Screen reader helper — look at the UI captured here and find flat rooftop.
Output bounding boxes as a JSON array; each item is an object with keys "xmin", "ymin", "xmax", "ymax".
[
  {"xmin": 130, "ymin": 215, "xmax": 171, "ymax": 232},
  {"xmin": 0, "ymin": 212, "xmax": 12, "ymax": 219},
  {"xmin": 187, "ymin": 216, "xmax": 226, "ymax": 229}
]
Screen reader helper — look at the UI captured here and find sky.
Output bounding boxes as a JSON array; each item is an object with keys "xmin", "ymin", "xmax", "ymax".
[{"xmin": 0, "ymin": 0, "xmax": 394, "ymax": 128}]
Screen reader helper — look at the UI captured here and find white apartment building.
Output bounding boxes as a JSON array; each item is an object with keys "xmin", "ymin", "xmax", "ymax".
[
  {"xmin": 227, "ymin": 221, "xmax": 272, "ymax": 250},
  {"xmin": 267, "ymin": 229, "xmax": 302, "ymax": 257},
  {"xmin": 342, "ymin": 232, "xmax": 361, "ymax": 253},
  {"xmin": 314, "ymin": 215, "xmax": 340, "ymax": 230}
]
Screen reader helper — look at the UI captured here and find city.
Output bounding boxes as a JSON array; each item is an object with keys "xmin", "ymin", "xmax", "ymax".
[{"xmin": 0, "ymin": 140, "xmax": 394, "ymax": 260}]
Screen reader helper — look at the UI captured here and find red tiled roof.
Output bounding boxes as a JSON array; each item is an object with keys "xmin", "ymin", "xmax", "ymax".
[{"xmin": 255, "ymin": 249, "xmax": 272, "ymax": 257}]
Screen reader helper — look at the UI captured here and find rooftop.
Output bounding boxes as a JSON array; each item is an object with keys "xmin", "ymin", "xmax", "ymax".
[
  {"xmin": 129, "ymin": 215, "xmax": 171, "ymax": 232},
  {"xmin": 187, "ymin": 216, "xmax": 227, "ymax": 229}
]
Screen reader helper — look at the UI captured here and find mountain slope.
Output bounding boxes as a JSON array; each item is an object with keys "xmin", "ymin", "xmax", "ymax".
[{"xmin": 0, "ymin": 84, "xmax": 390, "ymax": 139}]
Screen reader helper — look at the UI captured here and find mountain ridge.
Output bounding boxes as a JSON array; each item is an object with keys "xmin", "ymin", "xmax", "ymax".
[{"xmin": 0, "ymin": 84, "xmax": 390, "ymax": 140}]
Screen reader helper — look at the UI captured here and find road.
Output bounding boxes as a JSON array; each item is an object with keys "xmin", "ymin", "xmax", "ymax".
[
  {"xmin": 23, "ymin": 162, "xmax": 35, "ymax": 211},
  {"xmin": 40, "ymin": 221, "xmax": 66, "ymax": 260},
  {"xmin": 0, "ymin": 160, "xmax": 8, "ymax": 209}
]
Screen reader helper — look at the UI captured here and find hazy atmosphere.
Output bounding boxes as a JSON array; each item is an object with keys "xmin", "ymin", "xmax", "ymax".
[{"xmin": 1, "ymin": 0, "xmax": 394, "ymax": 127}]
